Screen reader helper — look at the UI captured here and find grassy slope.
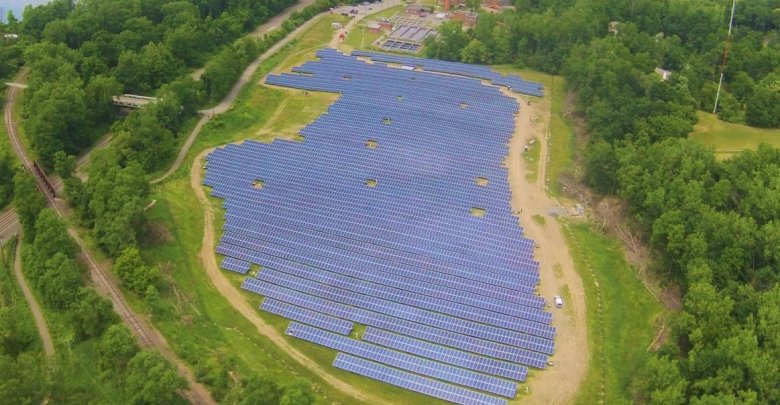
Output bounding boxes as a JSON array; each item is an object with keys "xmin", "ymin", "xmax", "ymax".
[
  {"xmin": 146, "ymin": 16, "xmax": 444, "ymax": 405},
  {"xmin": 275, "ymin": 15, "xmax": 350, "ymax": 73},
  {"xmin": 563, "ymin": 222, "xmax": 664, "ymax": 404},
  {"xmin": 689, "ymin": 111, "xmax": 780, "ymax": 159}
]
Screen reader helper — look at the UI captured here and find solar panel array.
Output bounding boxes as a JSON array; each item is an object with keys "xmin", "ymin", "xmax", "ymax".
[
  {"xmin": 389, "ymin": 25, "xmax": 437, "ymax": 42},
  {"xmin": 220, "ymin": 256, "xmax": 251, "ymax": 274},
  {"xmin": 206, "ymin": 48, "xmax": 553, "ymax": 403},
  {"xmin": 287, "ymin": 322, "xmax": 516, "ymax": 397},
  {"xmin": 352, "ymin": 50, "xmax": 544, "ymax": 96},
  {"xmin": 334, "ymin": 353, "xmax": 507, "ymax": 405},
  {"xmin": 381, "ymin": 39, "xmax": 421, "ymax": 53},
  {"xmin": 262, "ymin": 299, "xmax": 354, "ymax": 335}
]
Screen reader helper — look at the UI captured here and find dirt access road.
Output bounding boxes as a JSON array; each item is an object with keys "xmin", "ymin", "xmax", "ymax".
[
  {"xmin": 501, "ymin": 87, "xmax": 589, "ymax": 403},
  {"xmin": 191, "ymin": 149, "xmax": 381, "ymax": 404},
  {"xmin": 12, "ymin": 234, "xmax": 55, "ymax": 357}
]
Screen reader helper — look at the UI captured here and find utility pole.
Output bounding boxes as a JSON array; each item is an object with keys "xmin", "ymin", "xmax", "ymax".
[{"xmin": 713, "ymin": 0, "xmax": 737, "ymax": 114}]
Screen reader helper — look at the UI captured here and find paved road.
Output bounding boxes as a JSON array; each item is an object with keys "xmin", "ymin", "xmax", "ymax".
[
  {"xmin": 12, "ymin": 234, "xmax": 55, "ymax": 356},
  {"xmin": 4, "ymin": 71, "xmax": 215, "ymax": 405}
]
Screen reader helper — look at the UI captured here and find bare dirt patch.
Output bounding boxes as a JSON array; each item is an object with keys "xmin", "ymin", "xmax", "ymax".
[{"xmin": 500, "ymin": 87, "xmax": 589, "ymax": 403}]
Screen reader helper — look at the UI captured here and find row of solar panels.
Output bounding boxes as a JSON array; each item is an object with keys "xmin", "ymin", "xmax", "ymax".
[
  {"xmin": 381, "ymin": 40, "xmax": 422, "ymax": 52},
  {"xmin": 242, "ymin": 278, "xmax": 551, "ymax": 366},
  {"xmin": 219, "ymin": 207, "xmax": 540, "ymax": 284},
  {"xmin": 208, "ymin": 170, "xmax": 527, "ymax": 241},
  {"xmin": 334, "ymin": 353, "xmax": 507, "ymax": 405},
  {"xmin": 256, "ymin": 262, "xmax": 552, "ymax": 330},
  {"xmin": 220, "ymin": 256, "xmax": 251, "ymax": 274},
  {"xmin": 216, "ymin": 215, "xmax": 539, "ymax": 294},
  {"xmin": 350, "ymin": 49, "xmax": 544, "ymax": 97},
  {"xmin": 205, "ymin": 143, "xmax": 512, "ymax": 193},
  {"xmin": 205, "ymin": 150, "xmax": 517, "ymax": 215},
  {"xmin": 212, "ymin": 181, "xmax": 539, "ymax": 269},
  {"xmin": 221, "ymin": 225, "xmax": 546, "ymax": 312},
  {"xmin": 217, "ymin": 231, "xmax": 542, "ymax": 304},
  {"xmin": 216, "ymin": 203, "xmax": 539, "ymax": 284},
  {"xmin": 288, "ymin": 322, "xmax": 517, "ymax": 396}
]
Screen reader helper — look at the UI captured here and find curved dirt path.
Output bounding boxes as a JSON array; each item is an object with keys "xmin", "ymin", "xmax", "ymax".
[
  {"xmin": 191, "ymin": 149, "xmax": 379, "ymax": 404},
  {"xmin": 12, "ymin": 234, "xmax": 55, "ymax": 357},
  {"xmin": 502, "ymin": 88, "xmax": 589, "ymax": 403},
  {"xmin": 152, "ymin": 14, "xmax": 328, "ymax": 185}
]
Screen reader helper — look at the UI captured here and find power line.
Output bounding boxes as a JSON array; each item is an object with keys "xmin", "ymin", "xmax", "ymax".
[{"xmin": 713, "ymin": 0, "xmax": 737, "ymax": 114}]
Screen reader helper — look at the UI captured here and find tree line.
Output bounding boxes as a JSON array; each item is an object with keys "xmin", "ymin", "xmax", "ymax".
[
  {"xmin": 428, "ymin": 0, "xmax": 780, "ymax": 402},
  {"xmin": 425, "ymin": 0, "xmax": 780, "ymax": 128}
]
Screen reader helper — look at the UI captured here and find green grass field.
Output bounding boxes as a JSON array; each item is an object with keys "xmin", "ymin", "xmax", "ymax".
[
  {"xmin": 562, "ymin": 222, "xmax": 664, "ymax": 404},
  {"xmin": 689, "ymin": 111, "xmax": 780, "ymax": 159},
  {"xmin": 522, "ymin": 137, "xmax": 541, "ymax": 182},
  {"xmin": 276, "ymin": 15, "xmax": 350, "ymax": 73}
]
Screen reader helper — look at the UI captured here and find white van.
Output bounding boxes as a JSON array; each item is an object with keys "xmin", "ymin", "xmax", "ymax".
[{"xmin": 553, "ymin": 295, "xmax": 563, "ymax": 308}]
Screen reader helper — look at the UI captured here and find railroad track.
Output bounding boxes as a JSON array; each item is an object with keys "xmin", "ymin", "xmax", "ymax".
[
  {"xmin": 0, "ymin": 87, "xmax": 112, "ymax": 242},
  {"xmin": 5, "ymin": 72, "xmax": 214, "ymax": 403},
  {"xmin": 4, "ymin": 72, "xmax": 155, "ymax": 345}
]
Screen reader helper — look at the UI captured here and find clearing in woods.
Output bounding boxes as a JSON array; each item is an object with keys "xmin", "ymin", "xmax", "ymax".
[{"xmin": 689, "ymin": 111, "xmax": 780, "ymax": 159}]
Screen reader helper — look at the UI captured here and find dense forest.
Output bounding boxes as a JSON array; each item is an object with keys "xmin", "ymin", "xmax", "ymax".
[
  {"xmin": 0, "ymin": 0, "xmax": 338, "ymax": 402},
  {"xmin": 427, "ymin": 0, "xmax": 780, "ymax": 402}
]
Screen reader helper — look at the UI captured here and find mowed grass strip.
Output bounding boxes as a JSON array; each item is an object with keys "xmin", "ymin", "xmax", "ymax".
[
  {"xmin": 561, "ymin": 222, "xmax": 664, "ymax": 404},
  {"xmin": 689, "ymin": 111, "xmax": 780, "ymax": 159},
  {"xmin": 522, "ymin": 137, "xmax": 541, "ymax": 182}
]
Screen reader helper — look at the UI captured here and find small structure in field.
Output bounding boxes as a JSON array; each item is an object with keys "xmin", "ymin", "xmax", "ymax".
[{"xmin": 452, "ymin": 11, "xmax": 478, "ymax": 27}]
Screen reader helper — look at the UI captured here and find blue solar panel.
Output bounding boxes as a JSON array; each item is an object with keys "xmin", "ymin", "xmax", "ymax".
[
  {"xmin": 261, "ymin": 298, "xmax": 353, "ymax": 335},
  {"xmin": 351, "ymin": 50, "xmax": 544, "ymax": 97},
  {"xmin": 258, "ymin": 267, "xmax": 554, "ymax": 337},
  {"xmin": 362, "ymin": 327, "xmax": 528, "ymax": 381},
  {"xmin": 333, "ymin": 353, "xmax": 508, "ymax": 405},
  {"xmin": 241, "ymin": 278, "xmax": 554, "ymax": 360},
  {"xmin": 208, "ymin": 49, "xmax": 556, "ymax": 400},
  {"xmin": 220, "ymin": 256, "xmax": 250, "ymax": 274},
  {"xmin": 286, "ymin": 322, "xmax": 516, "ymax": 397}
]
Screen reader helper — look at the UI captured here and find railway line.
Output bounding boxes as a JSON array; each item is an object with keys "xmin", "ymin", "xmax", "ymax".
[{"xmin": 4, "ymin": 71, "xmax": 211, "ymax": 404}]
